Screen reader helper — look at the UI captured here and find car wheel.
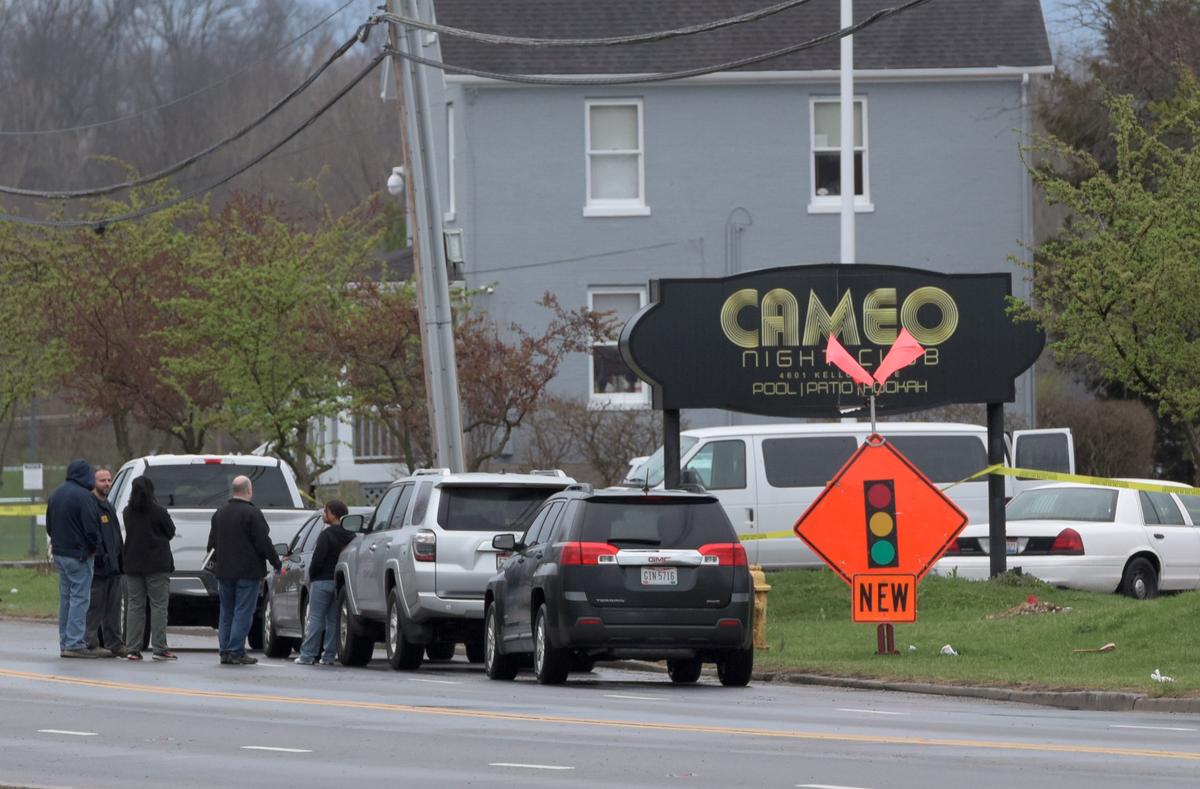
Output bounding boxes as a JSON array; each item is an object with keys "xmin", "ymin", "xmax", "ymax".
[
  {"xmin": 336, "ymin": 587, "xmax": 373, "ymax": 667},
  {"xmin": 484, "ymin": 603, "xmax": 518, "ymax": 681},
  {"xmin": 426, "ymin": 641, "xmax": 456, "ymax": 662},
  {"xmin": 247, "ymin": 612, "xmax": 265, "ymax": 652},
  {"xmin": 717, "ymin": 647, "xmax": 754, "ymax": 687},
  {"xmin": 667, "ymin": 657, "xmax": 703, "ymax": 684},
  {"xmin": 533, "ymin": 603, "xmax": 570, "ymax": 685},
  {"xmin": 465, "ymin": 640, "xmax": 486, "ymax": 664},
  {"xmin": 385, "ymin": 589, "xmax": 424, "ymax": 671},
  {"xmin": 1121, "ymin": 557, "xmax": 1159, "ymax": 600},
  {"xmin": 261, "ymin": 594, "xmax": 291, "ymax": 658}
]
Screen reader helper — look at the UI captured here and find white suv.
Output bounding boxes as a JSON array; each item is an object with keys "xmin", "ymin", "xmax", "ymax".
[{"xmin": 334, "ymin": 469, "xmax": 574, "ymax": 669}]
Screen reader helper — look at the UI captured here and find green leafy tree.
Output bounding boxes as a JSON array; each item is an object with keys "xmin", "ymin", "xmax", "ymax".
[{"xmin": 1020, "ymin": 75, "xmax": 1200, "ymax": 478}]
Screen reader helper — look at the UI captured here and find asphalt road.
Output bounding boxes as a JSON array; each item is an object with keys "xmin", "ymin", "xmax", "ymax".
[{"xmin": 1, "ymin": 621, "xmax": 1198, "ymax": 788}]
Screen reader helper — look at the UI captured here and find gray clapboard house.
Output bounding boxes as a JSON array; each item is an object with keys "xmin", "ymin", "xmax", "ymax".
[{"xmin": 418, "ymin": 0, "xmax": 1053, "ymax": 438}]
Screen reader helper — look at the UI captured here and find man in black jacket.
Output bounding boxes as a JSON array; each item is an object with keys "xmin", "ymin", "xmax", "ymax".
[
  {"xmin": 46, "ymin": 459, "xmax": 101, "ymax": 658},
  {"xmin": 294, "ymin": 500, "xmax": 355, "ymax": 665},
  {"xmin": 85, "ymin": 467, "xmax": 125, "ymax": 657},
  {"xmin": 206, "ymin": 475, "xmax": 282, "ymax": 666}
]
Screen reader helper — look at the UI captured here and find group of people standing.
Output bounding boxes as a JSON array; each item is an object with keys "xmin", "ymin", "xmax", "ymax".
[
  {"xmin": 46, "ymin": 460, "xmax": 353, "ymax": 667},
  {"xmin": 45, "ymin": 459, "xmax": 177, "ymax": 660}
]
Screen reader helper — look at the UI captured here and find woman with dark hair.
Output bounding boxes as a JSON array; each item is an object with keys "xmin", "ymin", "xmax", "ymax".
[{"xmin": 122, "ymin": 476, "xmax": 177, "ymax": 661}]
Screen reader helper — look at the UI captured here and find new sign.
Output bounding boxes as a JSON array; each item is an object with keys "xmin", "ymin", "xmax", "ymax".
[
  {"xmin": 619, "ymin": 264, "xmax": 1043, "ymax": 418},
  {"xmin": 793, "ymin": 435, "xmax": 968, "ymax": 623}
]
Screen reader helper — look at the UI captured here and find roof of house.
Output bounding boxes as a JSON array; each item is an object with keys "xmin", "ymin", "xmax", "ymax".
[{"xmin": 434, "ymin": 0, "xmax": 1052, "ymax": 76}]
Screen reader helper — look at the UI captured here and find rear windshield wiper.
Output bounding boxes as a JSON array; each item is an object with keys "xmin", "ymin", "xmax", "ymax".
[{"xmin": 608, "ymin": 538, "xmax": 662, "ymax": 547}]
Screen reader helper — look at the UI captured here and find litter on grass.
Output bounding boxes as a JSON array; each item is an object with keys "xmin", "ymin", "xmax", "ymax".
[
  {"xmin": 940, "ymin": 644, "xmax": 958, "ymax": 656},
  {"xmin": 986, "ymin": 594, "xmax": 1069, "ymax": 619},
  {"xmin": 1151, "ymin": 669, "xmax": 1176, "ymax": 683},
  {"xmin": 1072, "ymin": 642, "xmax": 1116, "ymax": 654}
]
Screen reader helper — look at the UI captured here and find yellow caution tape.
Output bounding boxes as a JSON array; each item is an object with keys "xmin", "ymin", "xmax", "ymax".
[
  {"xmin": 952, "ymin": 465, "xmax": 1200, "ymax": 497},
  {"xmin": 735, "ymin": 466, "xmax": 1200, "ymax": 544},
  {"xmin": 0, "ymin": 504, "xmax": 46, "ymax": 516}
]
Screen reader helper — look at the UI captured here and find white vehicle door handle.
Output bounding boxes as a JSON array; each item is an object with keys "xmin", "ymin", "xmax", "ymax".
[{"xmin": 1153, "ymin": 533, "xmax": 1165, "ymax": 540}]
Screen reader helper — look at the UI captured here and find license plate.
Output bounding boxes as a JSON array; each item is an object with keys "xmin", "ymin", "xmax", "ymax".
[
  {"xmin": 641, "ymin": 567, "xmax": 678, "ymax": 586},
  {"xmin": 1006, "ymin": 539, "xmax": 1018, "ymax": 556}
]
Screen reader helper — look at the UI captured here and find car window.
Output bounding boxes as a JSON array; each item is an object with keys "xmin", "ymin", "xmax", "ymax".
[
  {"xmin": 387, "ymin": 485, "xmax": 415, "ymax": 530},
  {"xmin": 762, "ymin": 436, "xmax": 857, "ymax": 488},
  {"xmin": 884, "ymin": 435, "xmax": 988, "ymax": 484},
  {"xmin": 578, "ymin": 499, "xmax": 735, "ymax": 548},
  {"xmin": 289, "ymin": 516, "xmax": 319, "ymax": 554},
  {"xmin": 1014, "ymin": 433, "xmax": 1072, "ymax": 474},
  {"xmin": 685, "ymin": 440, "xmax": 747, "ymax": 490},
  {"xmin": 633, "ymin": 437, "xmax": 700, "ymax": 486},
  {"xmin": 302, "ymin": 520, "xmax": 325, "ymax": 552},
  {"xmin": 1140, "ymin": 491, "xmax": 1186, "ymax": 526},
  {"xmin": 526, "ymin": 502, "xmax": 564, "ymax": 547},
  {"xmin": 369, "ymin": 487, "xmax": 403, "ymax": 533},
  {"xmin": 408, "ymin": 481, "xmax": 434, "ymax": 525},
  {"xmin": 520, "ymin": 504, "xmax": 555, "ymax": 547},
  {"xmin": 548, "ymin": 500, "xmax": 579, "ymax": 543},
  {"xmin": 1007, "ymin": 488, "xmax": 1118, "ymax": 522},
  {"xmin": 1175, "ymin": 494, "xmax": 1200, "ymax": 526},
  {"xmin": 108, "ymin": 468, "xmax": 131, "ymax": 507},
  {"xmin": 142, "ymin": 463, "xmax": 294, "ymax": 508},
  {"xmin": 437, "ymin": 486, "xmax": 563, "ymax": 532}
]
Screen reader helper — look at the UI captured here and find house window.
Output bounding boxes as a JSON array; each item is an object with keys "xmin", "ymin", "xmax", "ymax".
[
  {"xmin": 444, "ymin": 102, "xmax": 456, "ymax": 222},
  {"xmin": 584, "ymin": 99, "xmax": 649, "ymax": 217},
  {"xmin": 809, "ymin": 98, "xmax": 872, "ymax": 212},
  {"xmin": 588, "ymin": 288, "xmax": 649, "ymax": 407}
]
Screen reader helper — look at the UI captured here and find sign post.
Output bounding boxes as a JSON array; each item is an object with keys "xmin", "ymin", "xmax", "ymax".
[{"xmin": 23, "ymin": 462, "xmax": 42, "ymax": 557}]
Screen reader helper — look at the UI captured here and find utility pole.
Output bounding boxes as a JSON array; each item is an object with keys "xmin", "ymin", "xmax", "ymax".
[
  {"xmin": 387, "ymin": 0, "xmax": 466, "ymax": 472},
  {"xmin": 839, "ymin": 0, "xmax": 855, "ymax": 265}
]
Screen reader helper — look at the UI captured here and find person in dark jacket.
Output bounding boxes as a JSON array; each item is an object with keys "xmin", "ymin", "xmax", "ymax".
[
  {"xmin": 294, "ymin": 500, "xmax": 355, "ymax": 665},
  {"xmin": 122, "ymin": 476, "xmax": 178, "ymax": 662},
  {"xmin": 206, "ymin": 475, "xmax": 281, "ymax": 666},
  {"xmin": 46, "ymin": 459, "xmax": 101, "ymax": 658},
  {"xmin": 85, "ymin": 467, "xmax": 125, "ymax": 657}
]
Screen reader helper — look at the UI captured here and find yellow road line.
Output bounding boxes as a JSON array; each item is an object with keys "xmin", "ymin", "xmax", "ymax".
[{"xmin": 1, "ymin": 668, "xmax": 1197, "ymax": 762}]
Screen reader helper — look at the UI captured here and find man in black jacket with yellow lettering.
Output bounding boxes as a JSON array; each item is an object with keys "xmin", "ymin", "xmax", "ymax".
[{"xmin": 206, "ymin": 475, "xmax": 281, "ymax": 666}]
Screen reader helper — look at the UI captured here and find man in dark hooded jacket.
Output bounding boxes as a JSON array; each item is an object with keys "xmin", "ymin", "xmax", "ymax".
[
  {"xmin": 294, "ymin": 500, "xmax": 355, "ymax": 665},
  {"xmin": 46, "ymin": 459, "xmax": 102, "ymax": 658},
  {"xmin": 85, "ymin": 467, "xmax": 125, "ymax": 657}
]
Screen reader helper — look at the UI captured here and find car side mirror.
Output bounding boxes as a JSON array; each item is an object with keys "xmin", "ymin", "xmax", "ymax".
[
  {"xmin": 492, "ymin": 533, "xmax": 517, "ymax": 551},
  {"xmin": 273, "ymin": 542, "xmax": 289, "ymax": 556},
  {"xmin": 340, "ymin": 514, "xmax": 365, "ymax": 533}
]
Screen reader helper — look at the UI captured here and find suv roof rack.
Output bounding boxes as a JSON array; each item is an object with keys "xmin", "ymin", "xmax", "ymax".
[
  {"xmin": 565, "ymin": 483, "xmax": 594, "ymax": 494},
  {"xmin": 412, "ymin": 468, "xmax": 452, "ymax": 476},
  {"xmin": 531, "ymin": 469, "xmax": 569, "ymax": 478}
]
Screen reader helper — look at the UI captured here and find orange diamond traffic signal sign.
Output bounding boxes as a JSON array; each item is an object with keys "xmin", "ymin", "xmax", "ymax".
[{"xmin": 793, "ymin": 434, "xmax": 968, "ymax": 623}]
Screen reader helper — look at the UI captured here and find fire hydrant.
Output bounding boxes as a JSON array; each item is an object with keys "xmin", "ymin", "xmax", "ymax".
[{"xmin": 749, "ymin": 564, "xmax": 771, "ymax": 650}]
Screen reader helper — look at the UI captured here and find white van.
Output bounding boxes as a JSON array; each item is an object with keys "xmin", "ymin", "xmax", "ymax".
[{"xmin": 627, "ymin": 422, "xmax": 1073, "ymax": 569}]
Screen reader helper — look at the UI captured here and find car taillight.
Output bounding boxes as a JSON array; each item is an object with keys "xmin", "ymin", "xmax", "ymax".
[
  {"xmin": 561, "ymin": 542, "xmax": 619, "ymax": 566},
  {"xmin": 698, "ymin": 543, "xmax": 747, "ymax": 566},
  {"xmin": 1049, "ymin": 528, "xmax": 1084, "ymax": 555},
  {"xmin": 413, "ymin": 529, "xmax": 437, "ymax": 562}
]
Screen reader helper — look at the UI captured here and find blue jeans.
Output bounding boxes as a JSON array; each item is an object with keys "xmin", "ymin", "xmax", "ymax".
[
  {"xmin": 55, "ymin": 555, "xmax": 94, "ymax": 652},
  {"xmin": 298, "ymin": 580, "xmax": 338, "ymax": 662},
  {"xmin": 218, "ymin": 579, "xmax": 260, "ymax": 657}
]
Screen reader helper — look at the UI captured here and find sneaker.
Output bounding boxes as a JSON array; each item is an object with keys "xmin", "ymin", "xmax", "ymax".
[
  {"xmin": 219, "ymin": 653, "xmax": 232, "ymax": 664},
  {"xmin": 94, "ymin": 647, "xmax": 115, "ymax": 658},
  {"xmin": 294, "ymin": 656, "xmax": 316, "ymax": 665},
  {"xmin": 127, "ymin": 652, "xmax": 144, "ymax": 661},
  {"xmin": 230, "ymin": 655, "xmax": 258, "ymax": 666},
  {"xmin": 111, "ymin": 647, "xmax": 130, "ymax": 659},
  {"xmin": 152, "ymin": 651, "xmax": 178, "ymax": 661},
  {"xmin": 61, "ymin": 648, "xmax": 100, "ymax": 659},
  {"xmin": 319, "ymin": 660, "xmax": 337, "ymax": 666}
]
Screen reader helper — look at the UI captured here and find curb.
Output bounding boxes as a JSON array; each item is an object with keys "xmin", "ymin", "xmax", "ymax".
[{"xmin": 612, "ymin": 660, "xmax": 1200, "ymax": 713}]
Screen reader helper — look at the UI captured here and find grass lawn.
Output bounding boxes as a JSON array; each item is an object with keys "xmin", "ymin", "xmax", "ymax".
[
  {"xmin": 0, "ymin": 566, "xmax": 59, "ymax": 619},
  {"xmin": 759, "ymin": 568, "xmax": 1200, "ymax": 696}
]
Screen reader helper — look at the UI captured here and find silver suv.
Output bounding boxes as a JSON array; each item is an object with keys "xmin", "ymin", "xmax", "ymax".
[{"xmin": 334, "ymin": 469, "xmax": 574, "ymax": 669}]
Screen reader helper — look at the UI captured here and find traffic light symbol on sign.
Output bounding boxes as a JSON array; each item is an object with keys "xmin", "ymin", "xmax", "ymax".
[{"xmin": 865, "ymin": 479, "xmax": 898, "ymax": 568}]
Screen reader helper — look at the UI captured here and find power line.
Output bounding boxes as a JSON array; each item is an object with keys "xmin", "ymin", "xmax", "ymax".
[
  {"xmin": 382, "ymin": 0, "xmax": 935, "ymax": 86},
  {"xmin": 0, "ymin": 52, "xmax": 386, "ymax": 229},
  {"xmin": 376, "ymin": 0, "xmax": 819, "ymax": 48},
  {"xmin": 0, "ymin": 23, "xmax": 377, "ymax": 200},
  {"xmin": 0, "ymin": 0, "xmax": 360, "ymax": 137}
]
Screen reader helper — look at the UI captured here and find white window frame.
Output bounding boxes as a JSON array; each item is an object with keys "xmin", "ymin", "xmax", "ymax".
[
  {"xmin": 808, "ymin": 96, "xmax": 874, "ymax": 214},
  {"xmin": 444, "ymin": 102, "xmax": 456, "ymax": 223},
  {"xmin": 588, "ymin": 287, "xmax": 650, "ymax": 408},
  {"xmin": 584, "ymin": 99, "xmax": 650, "ymax": 218}
]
